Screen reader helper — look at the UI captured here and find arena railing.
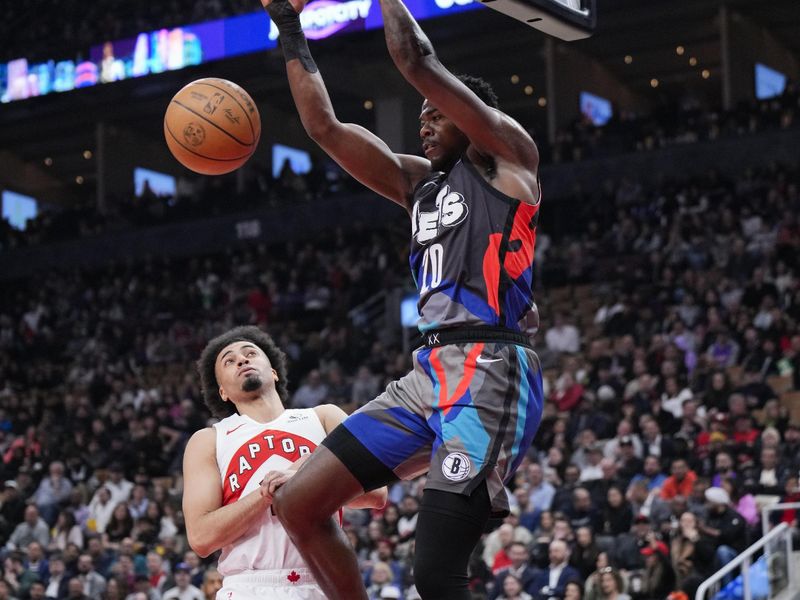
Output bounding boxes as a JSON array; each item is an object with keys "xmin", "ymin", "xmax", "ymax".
[{"xmin": 694, "ymin": 522, "xmax": 793, "ymax": 600}]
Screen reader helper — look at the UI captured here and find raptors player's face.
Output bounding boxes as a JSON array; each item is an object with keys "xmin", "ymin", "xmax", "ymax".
[
  {"xmin": 419, "ymin": 100, "xmax": 468, "ymax": 172},
  {"xmin": 215, "ymin": 341, "xmax": 277, "ymax": 403}
]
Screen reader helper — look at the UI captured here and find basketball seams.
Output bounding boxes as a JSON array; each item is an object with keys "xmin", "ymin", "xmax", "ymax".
[
  {"xmin": 171, "ymin": 100, "xmax": 253, "ymax": 147},
  {"xmin": 164, "ymin": 122, "xmax": 252, "ymax": 163},
  {"xmin": 193, "ymin": 80, "xmax": 257, "ymax": 142}
]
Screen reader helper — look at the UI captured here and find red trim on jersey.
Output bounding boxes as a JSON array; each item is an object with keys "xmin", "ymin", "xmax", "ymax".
[
  {"xmin": 222, "ymin": 429, "xmax": 318, "ymax": 506},
  {"xmin": 482, "ymin": 233, "xmax": 503, "ymax": 314},
  {"xmin": 503, "ymin": 203, "xmax": 538, "ymax": 279},
  {"xmin": 430, "ymin": 344, "xmax": 484, "ymax": 416},
  {"xmin": 439, "ymin": 342, "xmax": 484, "ymax": 416}
]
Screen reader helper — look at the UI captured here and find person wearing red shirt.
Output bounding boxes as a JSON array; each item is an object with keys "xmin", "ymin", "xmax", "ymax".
[{"xmin": 660, "ymin": 458, "xmax": 697, "ymax": 500}]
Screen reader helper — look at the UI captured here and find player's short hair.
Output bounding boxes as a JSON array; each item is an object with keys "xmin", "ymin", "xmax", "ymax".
[
  {"xmin": 457, "ymin": 74, "xmax": 499, "ymax": 109},
  {"xmin": 197, "ymin": 326, "xmax": 289, "ymax": 418}
]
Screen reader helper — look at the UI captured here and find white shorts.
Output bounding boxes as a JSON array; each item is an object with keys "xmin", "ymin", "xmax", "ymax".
[{"xmin": 217, "ymin": 569, "xmax": 326, "ymax": 600}]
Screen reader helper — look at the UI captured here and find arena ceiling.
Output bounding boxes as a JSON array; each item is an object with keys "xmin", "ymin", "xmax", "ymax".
[{"xmin": 0, "ymin": 0, "xmax": 797, "ymax": 204}]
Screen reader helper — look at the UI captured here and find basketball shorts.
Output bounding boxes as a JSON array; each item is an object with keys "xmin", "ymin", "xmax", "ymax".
[
  {"xmin": 326, "ymin": 328, "xmax": 544, "ymax": 516},
  {"xmin": 217, "ymin": 569, "xmax": 325, "ymax": 600}
]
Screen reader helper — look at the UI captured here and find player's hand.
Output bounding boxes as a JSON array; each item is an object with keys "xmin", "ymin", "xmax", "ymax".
[
  {"xmin": 259, "ymin": 469, "xmax": 295, "ymax": 503},
  {"xmin": 261, "ymin": 0, "xmax": 307, "ymax": 15}
]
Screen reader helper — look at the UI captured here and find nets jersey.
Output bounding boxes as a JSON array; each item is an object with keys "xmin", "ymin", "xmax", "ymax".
[
  {"xmin": 212, "ymin": 409, "xmax": 326, "ymax": 575},
  {"xmin": 410, "ymin": 156, "xmax": 539, "ymax": 332}
]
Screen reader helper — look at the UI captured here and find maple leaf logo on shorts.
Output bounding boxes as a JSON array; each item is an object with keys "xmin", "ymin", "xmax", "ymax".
[{"xmin": 287, "ymin": 571, "xmax": 301, "ymax": 584}]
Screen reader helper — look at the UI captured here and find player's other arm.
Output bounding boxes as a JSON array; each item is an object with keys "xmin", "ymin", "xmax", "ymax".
[
  {"xmin": 314, "ymin": 404, "xmax": 389, "ymax": 509},
  {"xmin": 378, "ymin": 0, "xmax": 538, "ymax": 172},
  {"xmin": 182, "ymin": 428, "xmax": 272, "ymax": 558},
  {"xmin": 261, "ymin": 0, "xmax": 429, "ymax": 208}
]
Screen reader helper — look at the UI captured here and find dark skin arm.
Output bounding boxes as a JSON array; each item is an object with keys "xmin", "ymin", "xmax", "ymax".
[
  {"xmin": 262, "ymin": 0, "xmax": 430, "ymax": 208},
  {"xmin": 378, "ymin": 0, "xmax": 540, "ymax": 204}
]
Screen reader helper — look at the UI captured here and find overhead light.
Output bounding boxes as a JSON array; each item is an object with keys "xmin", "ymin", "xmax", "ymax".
[
  {"xmin": 44, "ymin": 157, "xmax": 53, "ymax": 166},
  {"xmin": 75, "ymin": 176, "xmax": 84, "ymax": 184},
  {"xmin": 537, "ymin": 97, "xmax": 547, "ymax": 107},
  {"xmin": 83, "ymin": 150, "xmax": 92, "ymax": 159},
  {"xmin": 363, "ymin": 100, "xmax": 373, "ymax": 110},
  {"xmin": 650, "ymin": 78, "xmax": 659, "ymax": 88},
  {"xmin": 624, "ymin": 55, "xmax": 633, "ymax": 64},
  {"xmin": 510, "ymin": 74, "xmax": 520, "ymax": 84},
  {"xmin": 676, "ymin": 46, "xmax": 685, "ymax": 56},
  {"xmin": 689, "ymin": 57, "xmax": 698, "ymax": 66},
  {"xmin": 524, "ymin": 85, "xmax": 534, "ymax": 96},
  {"xmin": 701, "ymin": 69, "xmax": 710, "ymax": 79}
]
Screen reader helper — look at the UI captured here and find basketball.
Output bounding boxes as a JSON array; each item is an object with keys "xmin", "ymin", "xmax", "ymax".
[{"xmin": 164, "ymin": 78, "xmax": 261, "ymax": 175}]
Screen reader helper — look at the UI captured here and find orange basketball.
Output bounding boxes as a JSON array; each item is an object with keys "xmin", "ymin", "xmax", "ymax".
[{"xmin": 164, "ymin": 78, "xmax": 261, "ymax": 175}]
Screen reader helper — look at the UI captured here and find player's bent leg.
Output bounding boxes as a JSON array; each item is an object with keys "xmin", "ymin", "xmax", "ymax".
[
  {"xmin": 273, "ymin": 443, "xmax": 372, "ymax": 600},
  {"xmin": 413, "ymin": 481, "xmax": 492, "ymax": 600}
]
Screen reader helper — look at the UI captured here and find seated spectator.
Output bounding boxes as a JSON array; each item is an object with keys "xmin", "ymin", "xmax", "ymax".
[
  {"xmin": 6, "ymin": 506, "xmax": 50, "ymax": 551},
  {"xmin": 527, "ymin": 463, "xmax": 555, "ymax": 514},
  {"xmin": 25, "ymin": 541, "xmax": 49, "ymax": 582},
  {"xmin": 200, "ymin": 571, "xmax": 221, "ymax": 600},
  {"xmin": 660, "ymin": 459, "xmax": 697, "ymax": 500},
  {"xmin": 697, "ymin": 487, "xmax": 746, "ymax": 574},
  {"xmin": 598, "ymin": 486, "xmax": 633, "ymax": 539},
  {"xmin": 569, "ymin": 527, "xmax": 600, "ymax": 581},
  {"xmin": 669, "ymin": 511, "xmax": 714, "ymax": 589},
  {"xmin": 87, "ymin": 489, "xmax": 115, "ymax": 535},
  {"xmin": 365, "ymin": 562, "xmax": 399, "ymax": 600},
  {"xmin": 30, "ymin": 462, "xmax": 73, "ymax": 526},
  {"xmin": 50, "ymin": 511, "xmax": 84, "ymax": 553},
  {"xmin": 632, "ymin": 540, "xmax": 675, "ymax": 600},
  {"xmin": 45, "ymin": 553, "xmax": 69, "ymax": 600},
  {"xmin": 530, "ymin": 540, "xmax": 581, "ymax": 600},
  {"xmin": 596, "ymin": 568, "xmax": 631, "ymax": 600},
  {"xmin": 489, "ymin": 542, "xmax": 539, "ymax": 600},
  {"xmin": 497, "ymin": 573, "xmax": 534, "ymax": 600},
  {"xmin": 75, "ymin": 554, "xmax": 106, "ymax": 600},
  {"xmin": 160, "ymin": 564, "xmax": 202, "ymax": 600},
  {"xmin": 564, "ymin": 580, "xmax": 584, "ymax": 600},
  {"xmin": 628, "ymin": 456, "xmax": 667, "ymax": 493}
]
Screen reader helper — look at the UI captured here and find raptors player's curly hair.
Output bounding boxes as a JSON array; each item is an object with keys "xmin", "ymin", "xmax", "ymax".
[{"xmin": 197, "ymin": 326, "xmax": 290, "ymax": 418}]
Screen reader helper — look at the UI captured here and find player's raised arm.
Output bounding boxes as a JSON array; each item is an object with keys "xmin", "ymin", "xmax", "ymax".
[
  {"xmin": 378, "ymin": 0, "xmax": 538, "ymax": 171},
  {"xmin": 262, "ymin": 0, "xmax": 429, "ymax": 208}
]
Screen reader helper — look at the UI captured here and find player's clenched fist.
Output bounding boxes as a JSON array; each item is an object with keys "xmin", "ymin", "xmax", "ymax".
[{"xmin": 259, "ymin": 470, "xmax": 295, "ymax": 504}]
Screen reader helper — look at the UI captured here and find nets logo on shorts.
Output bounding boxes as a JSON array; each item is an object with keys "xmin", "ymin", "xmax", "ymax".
[{"xmin": 442, "ymin": 452, "xmax": 471, "ymax": 481}]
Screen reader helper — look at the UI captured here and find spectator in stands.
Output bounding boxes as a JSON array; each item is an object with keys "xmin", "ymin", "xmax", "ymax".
[
  {"xmin": 489, "ymin": 542, "xmax": 538, "ymax": 600},
  {"xmin": 530, "ymin": 540, "xmax": 581, "ymax": 600},
  {"xmin": 497, "ymin": 573, "xmax": 534, "ymax": 600},
  {"xmin": 103, "ymin": 466, "xmax": 133, "ymax": 506},
  {"xmin": 545, "ymin": 313, "xmax": 581, "ymax": 355},
  {"xmin": 527, "ymin": 463, "xmax": 555, "ymax": 514},
  {"xmin": 697, "ymin": 487, "xmax": 746, "ymax": 573},
  {"xmin": 75, "ymin": 555, "xmax": 106, "ymax": 600},
  {"xmin": 30, "ymin": 462, "xmax": 73, "ymax": 527},
  {"xmin": 660, "ymin": 459, "xmax": 697, "ymax": 500},
  {"xmin": 6, "ymin": 506, "xmax": 50, "ymax": 551},
  {"xmin": 25, "ymin": 541, "xmax": 49, "ymax": 582},
  {"xmin": 200, "ymin": 570, "xmax": 221, "ymax": 600},
  {"xmin": 50, "ymin": 511, "xmax": 84, "ymax": 553},
  {"xmin": 161, "ymin": 563, "xmax": 202, "ymax": 600},
  {"xmin": 634, "ymin": 539, "xmax": 675, "ymax": 600},
  {"xmin": 290, "ymin": 369, "xmax": 328, "ymax": 409},
  {"xmin": 669, "ymin": 511, "xmax": 712, "ymax": 589},
  {"xmin": 45, "ymin": 552, "xmax": 68, "ymax": 599}
]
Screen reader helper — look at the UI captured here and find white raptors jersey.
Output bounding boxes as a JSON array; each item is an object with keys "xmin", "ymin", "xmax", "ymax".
[{"xmin": 212, "ymin": 408, "xmax": 326, "ymax": 575}]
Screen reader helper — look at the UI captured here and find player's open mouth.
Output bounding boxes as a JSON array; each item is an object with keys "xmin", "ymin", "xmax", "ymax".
[
  {"xmin": 423, "ymin": 143, "xmax": 437, "ymax": 156},
  {"xmin": 238, "ymin": 367, "xmax": 258, "ymax": 377}
]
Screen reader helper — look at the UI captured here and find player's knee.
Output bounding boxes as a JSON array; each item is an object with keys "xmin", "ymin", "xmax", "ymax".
[{"xmin": 414, "ymin": 563, "xmax": 457, "ymax": 599}]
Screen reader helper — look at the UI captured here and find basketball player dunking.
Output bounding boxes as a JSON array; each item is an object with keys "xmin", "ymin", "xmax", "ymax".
[
  {"xmin": 182, "ymin": 326, "xmax": 387, "ymax": 600},
  {"xmin": 262, "ymin": 0, "xmax": 545, "ymax": 597}
]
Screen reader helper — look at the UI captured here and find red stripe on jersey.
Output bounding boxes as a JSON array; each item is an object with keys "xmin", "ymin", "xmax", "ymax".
[
  {"xmin": 503, "ymin": 203, "xmax": 538, "ymax": 279},
  {"xmin": 222, "ymin": 429, "xmax": 318, "ymax": 506},
  {"xmin": 439, "ymin": 342, "xmax": 484, "ymax": 417},
  {"xmin": 482, "ymin": 233, "xmax": 503, "ymax": 314}
]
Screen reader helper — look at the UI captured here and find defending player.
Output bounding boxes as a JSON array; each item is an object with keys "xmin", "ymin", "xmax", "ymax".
[
  {"xmin": 182, "ymin": 326, "xmax": 387, "ymax": 600},
  {"xmin": 262, "ymin": 0, "xmax": 544, "ymax": 597}
]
